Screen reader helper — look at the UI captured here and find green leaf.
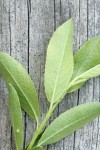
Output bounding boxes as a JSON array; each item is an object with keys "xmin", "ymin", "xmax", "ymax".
[
  {"xmin": 25, "ymin": 146, "xmax": 43, "ymax": 150},
  {"xmin": 8, "ymin": 83, "xmax": 23, "ymax": 150},
  {"xmin": 45, "ymin": 19, "xmax": 74, "ymax": 103},
  {"xmin": 67, "ymin": 36, "xmax": 100, "ymax": 93},
  {"xmin": 32, "ymin": 146, "xmax": 43, "ymax": 150},
  {"xmin": 67, "ymin": 64, "xmax": 100, "ymax": 93},
  {"xmin": 38, "ymin": 102, "xmax": 100, "ymax": 146},
  {"xmin": 0, "ymin": 52, "xmax": 40, "ymax": 121}
]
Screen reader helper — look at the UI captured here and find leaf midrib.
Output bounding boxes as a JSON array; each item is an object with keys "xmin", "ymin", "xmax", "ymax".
[
  {"xmin": 0, "ymin": 59, "xmax": 37, "ymax": 120},
  {"xmin": 39, "ymin": 109, "xmax": 100, "ymax": 145}
]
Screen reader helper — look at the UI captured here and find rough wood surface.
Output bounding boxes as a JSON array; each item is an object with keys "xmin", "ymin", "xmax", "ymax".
[{"xmin": 0, "ymin": 0, "xmax": 100, "ymax": 150}]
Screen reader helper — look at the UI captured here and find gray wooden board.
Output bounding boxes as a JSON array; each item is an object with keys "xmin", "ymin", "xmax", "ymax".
[{"xmin": 0, "ymin": 0, "xmax": 100, "ymax": 150}]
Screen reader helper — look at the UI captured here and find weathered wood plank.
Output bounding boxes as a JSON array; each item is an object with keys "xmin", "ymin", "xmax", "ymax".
[
  {"xmin": 47, "ymin": 1, "xmax": 79, "ymax": 150},
  {"xmin": 74, "ymin": 0, "xmax": 90, "ymax": 149},
  {"xmin": 74, "ymin": 0, "xmax": 100, "ymax": 150},
  {"xmin": 95, "ymin": 1, "xmax": 100, "ymax": 150},
  {"xmin": 0, "ymin": 0, "xmax": 11, "ymax": 150},
  {"xmin": 25, "ymin": 1, "xmax": 54, "ymax": 150},
  {"xmin": 9, "ymin": 0, "xmax": 29, "ymax": 149}
]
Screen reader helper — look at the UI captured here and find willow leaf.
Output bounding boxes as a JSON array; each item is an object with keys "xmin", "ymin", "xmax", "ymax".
[
  {"xmin": 0, "ymin": 52, "xmax": 40, "ymax": 121},
  {"xmin": 67, "ymin": 36, "xmax": 100, "ymax": 93},
  {"xmin": 38, "ymin": 102, "xmax": 100, "ymax": 146},
  {"xmin": 8, "ymin": 83, "xmax": 23, "ymax": 150},
  {"xmin": 45, "ymin": 19, "xmax": 73, "ymax": 103},
  {"xmin": 67, "ymin": 64, "xmax": 100, "ymax": 93},
  {"xmin": 32, "ymin": 146, "xmax": 43, "ymax": 150},
  {"xmin": 26, "ymin": 146, "xmax": 43, "ymax": 150}
]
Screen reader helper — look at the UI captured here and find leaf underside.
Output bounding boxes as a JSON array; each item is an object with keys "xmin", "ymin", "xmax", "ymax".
[
  {"xmin": 26, "ymin": 146, "xmax": 43, "ymax": 150},
  {"xmin": 67, "ymin": 36, "xmax": 100, "ymax": 93},
  {"xmin": 0, "ymin": 52, "xmax": 40, "ymax": 121},
  {"xmin": 32, "ymin": 146, "xmax": 43, "ymax": 150},
  {"xmin": 45, "ymin": 19, "xmax": 74, "ymax": 103},
  {"xmin": 38, "ymin": 102, "xmax": 100, "ymax": 146},
  {"xmin": 8, "ymin": 83, "xmax": 23, "ymax": 150}
]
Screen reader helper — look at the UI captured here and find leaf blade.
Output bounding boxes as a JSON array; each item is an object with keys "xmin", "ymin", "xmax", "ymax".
[
  {"xmin": 25, "ymin": 146, "xmax": 43, "ymax": 150},
  {"xmin": 8, "ymin": 83, "xmax": 23, "ymax": 150},
  {"xmin": 67, "ymin": 36, "xmax": 100, "ymax": 93},
  {"xmin": 32, "ymin": 146, "xmax": 43, "ymax": 150},
  {"xmin": 45, "ymin": 19, "xmax": 74, "ymax": 103},
  {"xmin": 0, "ymin": 52, "xmax": 40, "ymax": 120},
  {"xmin": 38, "ymin": 102, "xmax": 100, "ymax": 146},
  {"xmin": 72, "ymin": 36, "xmax": 100, "ymax": 78},
  {"xmin": 67, "ymin": 64, "xmax": 100, "ymax": 93}
]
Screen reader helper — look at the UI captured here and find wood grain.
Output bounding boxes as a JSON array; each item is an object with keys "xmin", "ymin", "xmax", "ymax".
[{"xmin": 0, "ymin": 0, "xmax": 100, "ymax": 150}]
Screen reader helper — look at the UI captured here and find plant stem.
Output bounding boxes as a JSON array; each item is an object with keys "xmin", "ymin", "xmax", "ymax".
[{"xmin": 27, "ymin": 105, "xmax": 53, "ymax": 149}]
